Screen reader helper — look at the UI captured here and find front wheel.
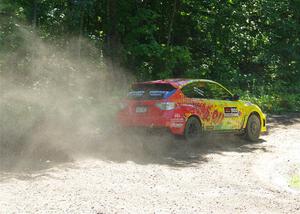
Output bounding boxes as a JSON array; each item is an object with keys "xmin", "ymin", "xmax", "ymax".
[
  {"xmin": 184, "ymin": 117, "xmax": 202, "ymax": 143},
  {"xmin": 245, "ymin": 114, "xmax": 261, "ymax": 142}
]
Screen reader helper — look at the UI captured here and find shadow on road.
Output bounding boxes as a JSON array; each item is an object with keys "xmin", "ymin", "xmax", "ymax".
[
  {"xmin": 6, "ymin": 113, "xmax": 298, "ymax": 178},
  {"xmin": 0, "ymin": 131, "xmax": 267, "ymax": 181},
  {"xmin": 91, "ymin": 132, "xmax": 267, "ymax": 168},
  {"xmin": 266, "ymin": 113, "xmax": 300, "ymax": 133},
  {"xmin": 0, "ymin": 142, "xmax": 72, "ymax": 174}
]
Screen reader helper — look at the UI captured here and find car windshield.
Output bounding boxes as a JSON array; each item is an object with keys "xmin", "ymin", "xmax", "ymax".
[{"xmin": 128, "ymin": 83, "xmax": 176, "ymax": 100}]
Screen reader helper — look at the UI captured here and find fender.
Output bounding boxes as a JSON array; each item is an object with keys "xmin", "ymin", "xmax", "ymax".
[{"xmin": 242, "ymin": 103, "xmax": 267, "ymax": 132}]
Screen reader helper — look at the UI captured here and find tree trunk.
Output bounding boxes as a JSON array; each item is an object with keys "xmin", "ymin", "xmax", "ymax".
[
  {"xmin": 78, "ymin": 5, "xmax": 84, "ymax": 60},
  {"xmin": 167, "ymin": 0, "xmax": 178, "ymax": 46},
  {"xmin": 106, "ymin": 0, "xmax": 119, "ymax": 87},
  {"xmin": 32, "ymin": 0, "xmax": 37, "ymax": 29}
]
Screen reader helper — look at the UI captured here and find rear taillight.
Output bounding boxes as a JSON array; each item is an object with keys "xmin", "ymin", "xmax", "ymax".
[{"xmin": 155, "ymin": 102, "xmax": 176, "ymax": 110}]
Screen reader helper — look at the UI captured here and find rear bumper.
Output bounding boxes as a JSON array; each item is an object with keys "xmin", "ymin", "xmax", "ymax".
[{"xmin": 117, "ymin": 111, "xmax": 186, "ymax": 135}]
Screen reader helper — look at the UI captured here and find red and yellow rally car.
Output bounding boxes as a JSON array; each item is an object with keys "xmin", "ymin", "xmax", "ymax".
[{"xmin": 117, "ymin": 79, "xmax": 266, "ymax": 142}]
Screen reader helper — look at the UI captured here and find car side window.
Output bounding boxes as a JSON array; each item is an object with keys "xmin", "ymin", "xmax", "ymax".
[
  {"xmin": 181, "ymin": 82, "xmax": 208, "ymax": 99},
  {"xmin": 207, "ymin": 82, "xmax": 232, "ymax": 100}
]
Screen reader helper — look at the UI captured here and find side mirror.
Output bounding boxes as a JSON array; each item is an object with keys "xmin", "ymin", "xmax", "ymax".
[{"xmin": 232, "ymin": 94, "xmax": 240, "ymax": 101}]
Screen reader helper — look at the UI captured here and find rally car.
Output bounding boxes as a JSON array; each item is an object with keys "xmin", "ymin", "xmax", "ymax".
[{"xmin": 117, "ymin": 79, "xmax": 266, "ymax": 142}]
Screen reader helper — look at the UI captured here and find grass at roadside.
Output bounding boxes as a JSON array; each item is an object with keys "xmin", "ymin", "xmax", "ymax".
[{"xmin": 290, "ymin": 175, "xmax": 300, "ymax": 189}]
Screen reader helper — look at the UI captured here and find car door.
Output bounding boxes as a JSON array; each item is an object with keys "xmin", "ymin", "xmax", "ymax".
[
  {"xmin": 206, "ymin": 82, "xmax": 244, "ymax": 131},
  {"xmin": 181, "ymin": 81, "xmax": 223, "ymax": 130}
]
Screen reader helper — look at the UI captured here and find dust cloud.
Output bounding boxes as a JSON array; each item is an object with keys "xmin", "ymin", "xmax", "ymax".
[{"xmin": 0, "ymin": 26, "xmax": 138, "ymax": 171}]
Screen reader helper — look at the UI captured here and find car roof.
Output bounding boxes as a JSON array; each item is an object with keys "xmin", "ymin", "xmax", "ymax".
[{"xmin": 135, "ymin": 79, "xmax": 219, "ymax": 88}]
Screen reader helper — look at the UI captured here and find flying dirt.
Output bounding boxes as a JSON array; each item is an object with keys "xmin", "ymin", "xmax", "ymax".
[
  {"xmin": 0, "ymin": 115, "xmax": 300, "ymax": 213},
  {"xmin": 0, "ymin": 28, "xmax": 300, "ymax": 213},
  {"xmin": 0, "ymin": 27, "xmax": 132, "ymax": 171}
]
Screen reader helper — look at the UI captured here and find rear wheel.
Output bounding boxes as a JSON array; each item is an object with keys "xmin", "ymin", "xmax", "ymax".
[
  {"xmin": 245, "ymin": 114, "xmax": 261, "ymax": 142},
  {"xmin": 184, "ymin": 117, "xmax": 202, "ymax": 143}
]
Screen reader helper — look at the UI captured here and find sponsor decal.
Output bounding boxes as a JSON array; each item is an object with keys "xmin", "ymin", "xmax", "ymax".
[
  {"xmin": 224, "ymin": 107, "xmax": 239, "ymax": 117},
  {"xmin": 170, "ymin": 117, "xmax": 185, "ymax": 128},
  {"xmin": 197, "ymin": 103, "xmax": 224, "ymax": 124},
  {"xmin": 170, "ymin": 123, "xmax": 184, "ymax": 128}
]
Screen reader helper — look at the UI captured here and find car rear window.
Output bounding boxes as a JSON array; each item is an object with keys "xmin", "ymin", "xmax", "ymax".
[{"xmin": 128, "ymin": 83, "xmax": 176, "ymax": 100}]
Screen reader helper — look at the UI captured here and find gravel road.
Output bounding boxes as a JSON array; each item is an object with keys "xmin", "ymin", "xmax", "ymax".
[{"xmin": 1, "ymin": 114, "xmax": 300, "ymax": 213}]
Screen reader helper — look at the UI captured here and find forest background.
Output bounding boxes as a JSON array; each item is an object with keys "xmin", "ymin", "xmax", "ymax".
[{"xmin": 1, "ymin": 0, "xmax": 300, "ymax": 113}]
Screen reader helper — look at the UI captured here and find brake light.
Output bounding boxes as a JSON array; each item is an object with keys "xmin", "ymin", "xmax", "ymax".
[{"xmin": 155, "ymin": 102, "xmax": 176, "ymax": 110}]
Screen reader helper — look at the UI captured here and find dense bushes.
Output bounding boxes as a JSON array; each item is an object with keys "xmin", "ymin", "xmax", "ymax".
[{"xmin": 0, "ymin": 0, "xmax": 299, "ymax": 113}]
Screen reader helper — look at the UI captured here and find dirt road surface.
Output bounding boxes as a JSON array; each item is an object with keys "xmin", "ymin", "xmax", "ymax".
[{"xmin": 1, "ymin": 115, "xmax": 300, "ymax": 213}]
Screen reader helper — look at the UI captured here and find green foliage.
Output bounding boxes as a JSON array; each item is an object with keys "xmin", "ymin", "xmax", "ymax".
[
  {"xmin": 0, "ymin": 0, "xmax": 300, "ymax": 113},
  {"xmin": 237, "ymin": 91, "xmax": 300, "ymax": 113}
]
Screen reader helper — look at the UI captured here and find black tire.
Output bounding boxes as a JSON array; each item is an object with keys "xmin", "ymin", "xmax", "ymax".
[
  {"xmin": 245, "ymin": 114, "xmax": 261, "ymax": 142},
  {"xmin": 184, "ymin": 117, "xmax": 202, "ymax": 143}
]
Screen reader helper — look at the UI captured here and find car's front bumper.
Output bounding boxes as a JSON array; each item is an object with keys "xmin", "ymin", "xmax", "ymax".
[{"xmin": 261, "ymin": 113, "xmax": 267, "ymax": 133}]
